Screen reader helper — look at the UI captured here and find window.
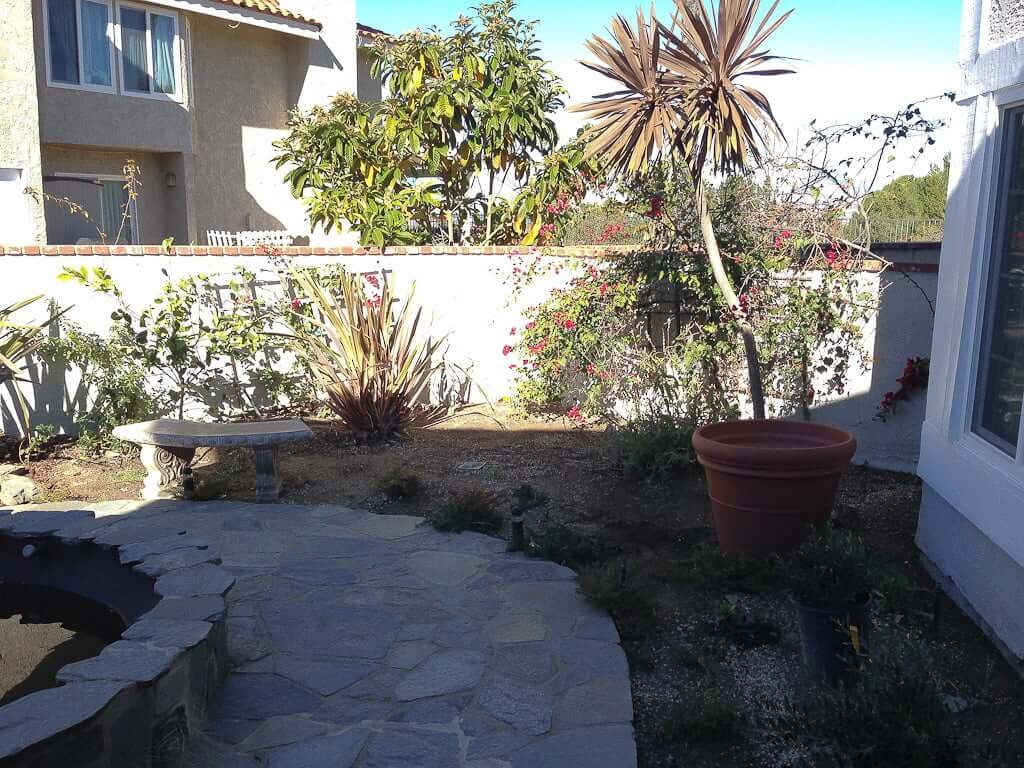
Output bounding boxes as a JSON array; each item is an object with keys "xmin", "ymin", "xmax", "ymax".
[
  {"xmin": 117, "ymin": 3, "xmax": 179, "ymax": 98},
  {"xmin": 45, "ymin": 0, "xmax": 114, "ymax": 90},
  {"xmin": 43, "ymin": 0, "xmax": 180, "ymax": 100},
  {"xmin": 974, "ymin": 106, "xmax": 1024, "ymax": 455},
  {"xmin": 44, "ymin": 175, "xmax": 138, "ymax": 245}
]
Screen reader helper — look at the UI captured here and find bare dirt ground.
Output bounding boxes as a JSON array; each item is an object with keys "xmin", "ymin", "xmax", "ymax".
[{"xmin": 9, "ymin": 410, "xmax": 1024, "ymax": 767}]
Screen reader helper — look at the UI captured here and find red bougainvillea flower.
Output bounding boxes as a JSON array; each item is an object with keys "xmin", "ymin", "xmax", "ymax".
[
  {"xmin": 528, "ymin": 340, "xmax": 548, "ymax": 354},
  {"xmin": 290, "ymin": 298, "xmax": 301, "ymax": 312},
  {"xmin": 781, "ymin": 230, "xmax": 792, "ymax": 239},
  {"xmin": 502, "ymin": 345, "xmax": 513, "ymax": 356},
  {"xmin": 566, "ymin": 405, "xmax": 583, "ymax": 422},
  {"xmin": 563, "ymin": 319, "xmax": 576, "ymax": 330},
  {"xmin": 364, "ymin": 274, "xmax": 380, "ymax": 288},
  {"xmin": 509, "ymin": 327, "xmax": 517, "ymax": 336},
  {"xmin": 586, "ymin": 364, "xmax": 596, "ymax": 375},
  {"xmin": 525, "ymin": 321, "xmax": 536, "ymax": 330},
  {"xmin": 598, "ymin": 283, "xmax": 610, "ymax": 296}
]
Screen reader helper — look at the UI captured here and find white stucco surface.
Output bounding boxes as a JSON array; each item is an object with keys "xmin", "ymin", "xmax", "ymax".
[{"xmin": 916, "ymin": 0, "xmax": 1024, "ymax": 662}]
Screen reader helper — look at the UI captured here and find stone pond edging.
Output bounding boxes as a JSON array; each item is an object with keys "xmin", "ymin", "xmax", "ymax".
[{"xmin": 0, "ymin": 501, "xmax": 233, "ymax": 768}]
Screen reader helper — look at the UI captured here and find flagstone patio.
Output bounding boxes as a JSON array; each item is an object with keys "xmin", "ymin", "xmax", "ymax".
[{"xmin": 6, "ymin": 500, "xmax": 637, "ymax": 768}]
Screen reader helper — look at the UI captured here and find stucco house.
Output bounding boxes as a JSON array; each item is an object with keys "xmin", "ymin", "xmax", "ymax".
[
  {"xmin": 0, "ymin": 0, "xmax": 382, "ymax": 245},
  {"xmin": 917, "ymin": 0, "xmax": 1024, "ymax": 666}
]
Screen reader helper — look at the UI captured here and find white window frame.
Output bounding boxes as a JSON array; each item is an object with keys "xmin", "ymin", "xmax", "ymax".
[
  {"xmin": 42, "ymin": 0, "xmax": 117, "ymax": 94},
  {"xmin": 50, "ymin": 172, "xmax": 141, "ymax": 244},
  {"xmin": 966, "ymin": 96, "xmax": 1024, "ymax": 466},
  {"xmin": 115, "ymin": 1, "xmax": 182, "ymax": 103}
]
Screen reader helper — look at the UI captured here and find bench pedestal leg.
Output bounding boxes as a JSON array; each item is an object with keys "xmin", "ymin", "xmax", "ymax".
[
  {"xmin": 140, "ymin": 445, "xmax": 196, "ymax": 501},
  {"xmin": 253, "ymin": 445, "xmax": 281, "ymax": 502}
]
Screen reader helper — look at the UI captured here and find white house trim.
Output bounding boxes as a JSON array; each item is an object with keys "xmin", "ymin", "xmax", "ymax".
[
  {"xmin": 138, "ymin": 0, "xmax": 320, "ymax": 39},
  {"xmin": 115, "ymin": 0, "xmax": 184, "ymax": 103}
]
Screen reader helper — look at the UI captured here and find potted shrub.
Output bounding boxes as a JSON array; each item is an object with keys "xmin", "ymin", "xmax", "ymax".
[
  {"xmin": 574, "ymin": 0, "xmax": 861, "ymax": 554},
  {"xmin": 785, "ymin": 528, "xmax": 876, "ymax": 684}
]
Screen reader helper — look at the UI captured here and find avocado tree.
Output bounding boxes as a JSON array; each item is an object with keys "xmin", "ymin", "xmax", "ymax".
[{"xmin": 275, "ymin": 0, "xmax": 598, "ymax": 246}]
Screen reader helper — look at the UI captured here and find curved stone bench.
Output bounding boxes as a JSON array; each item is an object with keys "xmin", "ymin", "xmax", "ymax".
[
  {"xmin": 0, "ymin": 504, "xmax": 233, "ymax": 768},
  {"xmin": 113, "ymin": 419, "xmax": 313, "ymax": 502}
]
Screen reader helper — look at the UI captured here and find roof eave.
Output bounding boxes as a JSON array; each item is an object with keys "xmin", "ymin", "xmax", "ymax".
[{"xmin": 146, "ymin": 0, "xmax": 321, "ymax": 38}]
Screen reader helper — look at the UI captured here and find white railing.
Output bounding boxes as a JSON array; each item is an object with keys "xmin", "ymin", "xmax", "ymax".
[{"xmin": 206, "ymin": 230, "xmax": 296, "ymax": 247}]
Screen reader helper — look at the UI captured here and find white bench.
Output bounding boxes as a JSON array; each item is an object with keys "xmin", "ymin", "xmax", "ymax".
[{"xmin": 113, "ymin": 419, "xmax": 313, "ymax": 502}]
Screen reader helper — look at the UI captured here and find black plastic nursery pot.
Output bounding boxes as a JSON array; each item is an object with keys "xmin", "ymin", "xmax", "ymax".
[{"xmin": 795, "ymin": 595, "xmax": 870, "ymax": 685}]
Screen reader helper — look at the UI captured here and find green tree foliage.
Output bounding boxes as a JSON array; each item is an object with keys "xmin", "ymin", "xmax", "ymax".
[
  {"xmin": 863, "ymin": 155, "xmax": 950, "ymax": 221},
  {"xmin": 274, "ymin": 1, "xmax": 597, "ymax": 246}
]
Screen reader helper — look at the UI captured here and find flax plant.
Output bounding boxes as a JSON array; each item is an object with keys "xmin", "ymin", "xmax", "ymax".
[{"xmin": 284, "ymin": 270, "xmax": 450, "ymax": 437}]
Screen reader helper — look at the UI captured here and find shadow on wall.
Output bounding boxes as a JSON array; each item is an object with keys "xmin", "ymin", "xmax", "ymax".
[{"xmin": 809, "ymin": 261, "xmax": 938, "ymax": 473}]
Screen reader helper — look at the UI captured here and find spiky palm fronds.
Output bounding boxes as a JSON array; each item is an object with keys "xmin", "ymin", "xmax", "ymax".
[
  {"xmin": 0, "ymin": 296, "xmax": 50, "ymax": 429},
  {"xmin": 574, "ymin": 0, "xmax": 793, "ymax": 181}
]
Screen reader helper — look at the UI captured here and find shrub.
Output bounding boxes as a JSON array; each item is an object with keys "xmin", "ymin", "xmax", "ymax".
[
  {"xmin": 785, "ymin": 528, "xmax": 879, "ymax": 608},
  {"xmin": 577, "ymin": 562, "xmax": 656, "ymax": 638},
  {"xmin": 527, "ymin": 523, "xmax": 605, "ymax": 568},
  {"xmin": 45, "ymin": 321, "xmax": 154, "ymax": 454},
  {"xmin": 430, "ymin": 489, "xmax": 502, "ymax": 534},
  {"xmin": 659, "ymin": 688, "xmax": 744, "ymax": 746},
  {"xmin": 672, "ymin": 543, "xmax": 787, "ymax": 594},
  {"xmin": 285, "ymin": 269, "xmax": 450, "ymax": 438},
  {"xmin": 607, "ymin": 414, "xmax": 695, "ymax": 482},
  {"xmin": 376, "ymin": 468, "xmax": 423, "ymax": 500},
  {"xmin": 807, "ymin": 633, "xmax": 960, "ymax": 767}
]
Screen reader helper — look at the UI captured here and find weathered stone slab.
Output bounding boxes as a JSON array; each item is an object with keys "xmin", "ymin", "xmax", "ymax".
[
  {"xmin": 239, "ymin": 715, "xmax": 330, "ymax": 751},
  {"xmin": 509, "ymin": 725, "xmax": 638, "ymax": 768},
  {"xmin": 486, "ymin": 558, "xmax": 576, "ymax": 582},
  {"xmin": 56, "ymin": 641, "xmax": 178, "ymax": 684},
  {"xmin": 407, "ymin": 550, "xmax": 486, "ymax": 586},
  {"xmin": 262, "ymin": 603, "xmax": 402, "ymax": 660},
  {"xmin": 1, "ymin": 509, "xmax": 93, "ymax": 534},
  {"xmin": 156, "ymin": 563, "xmax": 235, "ymax": 597},
  {"xmin": 122, "ymin": 619, "xmax": 213, "ymax": 649},
  {"xmin": 574, "ymin": 616, "xmax": 620, "ymax": 642},
  {"xmin": 362, "ymin": 729, "xmax": 461, "ymax": 768},
  {"xmin": 555, "ymin": 677, "xmax": 634, "ymax": 729},
  {"xmin": 118, "ymin": 534, "xmax": 209, "ymax": 564},
  {"xmin": 485, "ymin": 615, "xmax": 547, "ymax": 644},
  {"xmin": 212, "ymin": 675, "xmax": 322, "ymax": 720},
  {"xmin": 265, "ymin": 729, "xmax": 369, "ymax": 768},
  {"xmin": 347, "ymin": 514, "xmax": 423, "ymax": 540},
  {"xmin": 274, "ymin": 656, "xmax": 377, "ymax": 696},
  {"xmin": 141, "ymin": 595, "xmax": 226, "ymax": 622},
  {"xmin": 385, "ymin": 641, "xmax": 437, "ymax": 670},
  {"xmin": 91, "ymin": 521, "xmax": 187, "ymax": 546},
  {"xmin": 277, "ymin": 560, "xmax": 357, "ymax": 586},
  {"xmin": 502, "ymin": 581, "xmax": 603, "ymax": 618},
  {"xmin": 478, "ymin": 675, "xmax": 553, "ymax": 736},
  {"xmin": 395, "ymin": 650, "xmax": 485, "ymax": 701},
  {"xmin": 0, "ymin": 681, "xmax": 128, "ymax": 759},
  {"xmin": 557, "ymin": 638, "xmax": 629, "ymax": 678},
  {"xmin": 136, "ymin": 547, "xmax": 220, "ymax": 577}
]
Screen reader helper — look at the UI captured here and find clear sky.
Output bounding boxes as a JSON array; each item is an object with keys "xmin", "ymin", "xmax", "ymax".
[{"xmin": 359, "ymin": 0, "xmax": 962, "ymax": 176}]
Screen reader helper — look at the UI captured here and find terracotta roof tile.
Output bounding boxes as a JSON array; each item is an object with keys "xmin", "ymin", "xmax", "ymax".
[{"xmin": 212, "ymin": 0, "xmax": 320, "ymax": 28}]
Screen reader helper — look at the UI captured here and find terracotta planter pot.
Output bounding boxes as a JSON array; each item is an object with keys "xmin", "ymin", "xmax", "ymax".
[{"xmin": 692, "ymin": 420, "xmax": 856, "ymax": 554}]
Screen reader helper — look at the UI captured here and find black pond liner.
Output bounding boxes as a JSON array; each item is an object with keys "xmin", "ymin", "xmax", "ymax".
[{"xmin": 0, "ymin": 533, "xmax": 160, "ymax": 704}]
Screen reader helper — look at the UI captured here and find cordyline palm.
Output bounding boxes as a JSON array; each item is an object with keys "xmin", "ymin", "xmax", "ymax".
[{"xmin": 574, "ymin": 0, "xmax": 793, "ymax": 419}]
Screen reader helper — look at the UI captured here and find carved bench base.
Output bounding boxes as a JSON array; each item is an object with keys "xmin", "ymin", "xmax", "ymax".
[{"xmin": 140, "ymin": 445, "xmax": 197, "ymax": 501}]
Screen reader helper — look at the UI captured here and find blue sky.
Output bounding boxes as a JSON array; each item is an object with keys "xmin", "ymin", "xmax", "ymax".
[{"xmin": 360, "ymin": 0, "xmax": 962, "ymax": 173}]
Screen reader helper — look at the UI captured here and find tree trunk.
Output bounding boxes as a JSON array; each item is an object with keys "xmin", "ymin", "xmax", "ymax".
[{"xmin": 696, "ymin": 189, "xmax": 766, "ymax": 420}]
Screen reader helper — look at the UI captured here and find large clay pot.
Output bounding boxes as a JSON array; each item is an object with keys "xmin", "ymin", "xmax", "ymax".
[{"xmin": 692, "ymin": 420, "xmax": 856, "ymax": 554}]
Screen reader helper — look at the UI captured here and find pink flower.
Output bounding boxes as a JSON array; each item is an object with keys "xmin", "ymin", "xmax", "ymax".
[
  {"xmin": 364, "ymin": 274, "xmax": 380, "ymax": 288},
  {"xmin": 566, "ymin": 405, "xmax": 583, "ymax": 423},
  {"xmin": 563, "ymin": 319, "xmax": 576, "ymax": 330},
  {"xmin": 290, "ymin": 298, "xmax": 301, "ymax": 312},
  {"xmin": 525, "ymin": 321, "xmax": 536, "ymax": 330},
  {"xmin": 502, "ymin": 345, "xmax": 513, "ymax": 356}
]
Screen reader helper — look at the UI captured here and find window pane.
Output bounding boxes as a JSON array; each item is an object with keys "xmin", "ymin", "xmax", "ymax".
[
  {"xmin": 975, "ymin": 108, "xmax": 1024, "ymax": 453},
  {"xmin": 100, "ymin": 180, "xmax": 132, "ymax": 244},
  {"xmin": 120, "ymin": 7, "xmax": 149, "ymax": 92},
  {"xmin": 47, "ymin": 0, "xmax": 79, "ymax": 84},
  {"xmin": 81, "ymin": 1, "xmax": 111, "ymax": 86},
  {"xmin": 150, "ymin": 14, "xmax": 175, "ymax": 94}
]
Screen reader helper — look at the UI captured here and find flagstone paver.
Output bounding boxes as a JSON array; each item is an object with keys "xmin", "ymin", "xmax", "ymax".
[{"xmin": 3, "ymin": 500, "xmax": 637, "ymax": 767}]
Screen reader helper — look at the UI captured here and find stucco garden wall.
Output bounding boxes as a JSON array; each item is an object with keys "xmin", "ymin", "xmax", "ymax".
[
  {"xmin": 0, "ymin": 0, "xmax": 46, "ymax": 244},
  {"xmin": 0, "ymin": 244, "xmax": 938, "ymax": 473}
]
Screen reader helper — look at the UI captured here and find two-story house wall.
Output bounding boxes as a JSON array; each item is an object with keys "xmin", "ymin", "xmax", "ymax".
[
  {"xmin": 0, "ymin": 0, "xmax": 377, "ymax": 245},
  {"xmin": 917, "ymin": 0, "xmax": 1024, "ymax": 666}
]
